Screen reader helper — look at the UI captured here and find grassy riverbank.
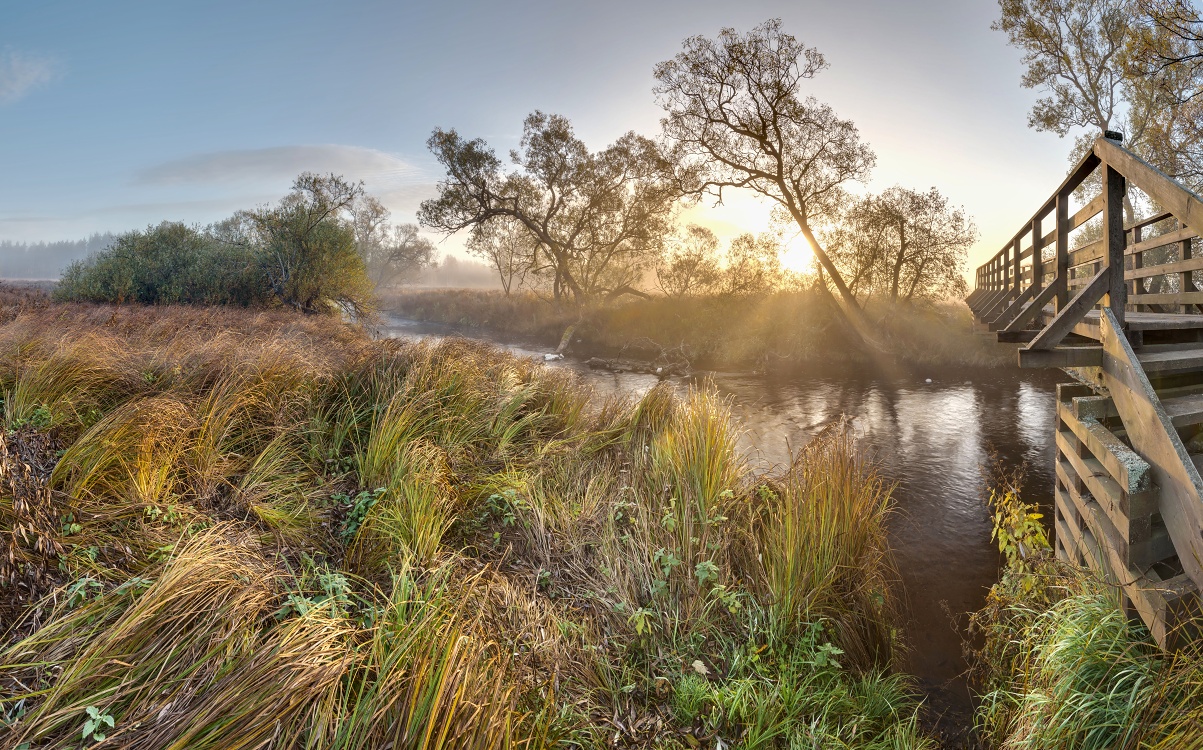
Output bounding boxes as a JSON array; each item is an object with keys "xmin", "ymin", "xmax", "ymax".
[
  {"xmin": 379, "ymin": 289, "xmax": 1014, "ymax": 371},
  {"xmin": 968, "ymin": 485, "xmax": 1203, "ymax": 749},
  {"xmin": 0, "ymin": 300, "xmax": 934, "ymax": 748}
]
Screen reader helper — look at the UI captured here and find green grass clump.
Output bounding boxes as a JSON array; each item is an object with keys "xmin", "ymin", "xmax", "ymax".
[
  {"xmin": 0, "ymin": 299, "xmax": 931, "ymax": 748},
  {"xmin": 970, "ymin": 480, "xmax": 1203, "ymax": 750}
]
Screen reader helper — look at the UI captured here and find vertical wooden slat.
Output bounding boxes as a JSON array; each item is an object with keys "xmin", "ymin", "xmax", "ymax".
[
  {"xmin": 1032, "ymin": 215, "xmax": 1043, "ymax": 291},
  {"xmin": 1180, "ymin": 223, "xmax": 1193, "ymax": 314},
  {"xmin": 1055, "ymin": 191, "xmax": 1070, "ymax": 312},
  {"xmin": 1104, "ymin": 163, "xmax": 1127, "ymax": 327},
  {"xmin": 1012, "ymin": 234, "xmax": 1021, "ymax": 293},
  {"xmin": 1131, "ymin": 224, "xmax": 1143, "ymax": 312}
]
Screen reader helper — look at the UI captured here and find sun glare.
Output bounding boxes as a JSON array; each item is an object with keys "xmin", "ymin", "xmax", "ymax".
[{"xmin": 781, "ymin": 233, "xmax": 815, "ymax": 273}]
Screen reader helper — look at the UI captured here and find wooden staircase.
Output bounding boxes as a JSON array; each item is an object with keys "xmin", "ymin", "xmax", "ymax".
[{"xmin": 968, "ymin": 135, "xmax": 1203, "ymax": 645}]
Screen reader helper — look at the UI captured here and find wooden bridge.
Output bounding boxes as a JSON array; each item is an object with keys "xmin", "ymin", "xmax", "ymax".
[{"xmin": 967, "ymin": 134, "xmax": 1203, "ymax": 645}]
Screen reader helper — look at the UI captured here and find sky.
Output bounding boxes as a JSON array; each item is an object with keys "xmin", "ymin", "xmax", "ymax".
[{"xmin": 0, "ymin": 0, "xmax": 1089, "ymax": 278}]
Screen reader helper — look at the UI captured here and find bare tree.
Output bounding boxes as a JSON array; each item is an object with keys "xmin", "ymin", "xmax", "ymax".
[
  {"xmin": 828, "ymin": 187, "xmax": 975, "ymax": 304},
  {"xmin": 654, "ymin": 19, "xmax": 876, "ymax": 339},
  {"xmin": 466, "ymin": 217, "xmax": 533, "ymax": 295},
  {"xmin": 721, "ymin": 233, "xmax": 783, "ymax": 296},
  {"xmin": 419, "ymin": 111, "xmax": 679, "ymax": 305},
  {"xmin": 656, "ymin": 224, "xmax": 721, "ymax": 297},
  {"xmin": 351, "ymin": 196, "xmax": 436, "ymax": 288}
]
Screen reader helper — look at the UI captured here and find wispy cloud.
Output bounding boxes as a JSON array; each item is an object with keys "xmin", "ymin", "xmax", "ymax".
[
  {"xmin": 0, "ymin": 50, "xmax": 60, "ymax": 104},
  {"xmin": 134, "ymin": 145, "xmax": 426, "ymax": 189}
]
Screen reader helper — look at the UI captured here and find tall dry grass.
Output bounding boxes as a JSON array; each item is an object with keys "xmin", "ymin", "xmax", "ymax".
[{"xmin": 0, "ymin": 298, "xmax": 929, "ymax": 748}]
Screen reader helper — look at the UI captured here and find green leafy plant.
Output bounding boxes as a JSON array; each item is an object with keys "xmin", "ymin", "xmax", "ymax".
[{"xmin": 81, "ymin": 705, "xmax": 115, "ymax": 743}]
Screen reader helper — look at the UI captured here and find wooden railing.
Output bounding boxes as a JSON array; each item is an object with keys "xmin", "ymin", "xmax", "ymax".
[
  {"xmin": 968, "ymin": 134, "xmax": 1203, "ymax": 644},
  {"xmin": 969, "ymin": 137, "xmax": 1203, "ymax": 344}
]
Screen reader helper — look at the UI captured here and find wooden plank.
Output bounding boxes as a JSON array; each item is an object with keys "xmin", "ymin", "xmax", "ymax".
[
  {"xmin": 1059, "ymin": 473, "xmax": 1112, "ymax": 578},
  {"xmin": 1162, "ymin": 392, "xmax": 1203, "ymax": 430},
  {"xmin": 1032, "ymin": 215, "xmax": 1044, "ymax": 292},
  {"xmin": 990, "ymin": 283, "xmax": 1038, "ymax": 330},
  {"xmin": 1104, "ymin": 162, "xmax": 1127, "ymax": 326},
  {"xmin": 1019, "ymin": 345, "xmax": 1103, "ymax": 368},
  {"xmin": 1002, "ymin": 278, "xmax": 1061, "ymax": 333},
  {"xmin": 1070, "ymin": 193, "xmax": 1104, "ymax": 231},
  {"xmin": 1059, "ymin": 401, "xmax": 1153, "ymax": 495},
  {"xmin": 1132, "ymin": 210, "xmax": 1175, "ymax": 233},
  {"xmin": 1126, "ymin": 226, "xmax": 1198, "ymax": 261},
  {"xmin": 1129, "ymin": 292, "xmax": 1203, "ymax": 306},
  {"xmin": 1069, "ymin": 241, "xmax": 1103, "ymax": 269},
  {"xmin": 1095, "ymin": 138, "xmax": 1203, "ymax": 237},
  {"xmin": 1137, "ymin": 343, "xmax": 1203, "ymax": 374},
  {"xmin": 1126, "ymin": 253, "xmax": 1203, "ymax": 281},
  {"xmin": 1056, "ymin": 192, "xmax": 1070, "ymax": 311},
  {"xmin": 1056, "ymin": 433, "xmax": 1138, "ymax": 543},
  {"xmin": 1025, "ymin": 265, "xmax": 1110, "ymax": 351},
  {"xmin": 1100, "ymin": 307, "xmax": 1203, "ymax": 588},
  {"xmin": 981, "ymin": 288, "xmax": 1017, "ymax": 322}
]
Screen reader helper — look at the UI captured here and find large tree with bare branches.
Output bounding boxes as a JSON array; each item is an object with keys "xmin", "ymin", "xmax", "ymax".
[
  {"xmin": 653, "ymin": 19, "xmax": 876, "ymax": 338},
  {"xmin": 418, "ymin": 111, "xmax": 679, "ymax": 305},
  {"xmin": 826, "ymin": 187, "xmax": 976, "ymax": 304}
]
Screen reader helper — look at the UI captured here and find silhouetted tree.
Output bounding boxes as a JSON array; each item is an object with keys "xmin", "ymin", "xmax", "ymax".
[
  {"xmin": 721, "ymin": 233, "xmax": 783, "ymax": 296},
  {"xmin": 655, "ymin": 19, "xmax": 876, "ymax": 339},
  {"xmin": 827, "ymin": 187, "xmax": 976, "ymax": 303},
  {"xmin": 418, "ymin": 111, "xmax": 679, "ymax": 305},
  {"xmin": 351, "ymin": 196, "xmax": 436, "ymax": 288},
  {"xmin": 466, "ymin": 217, "xmax": 533, "ymax": 296}
]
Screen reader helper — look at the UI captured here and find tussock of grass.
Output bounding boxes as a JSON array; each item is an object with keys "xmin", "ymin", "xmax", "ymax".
[
  {"xmin": 380, "ymin": 288, "xmax": 1013, "ymax": 370},
  {"xmin": 970, "ymin": 484, "xmax": 1203, "ymax": 750},
  {"xmin": 0, "ymin": 299, "xmax": 931, "ymax": 748}
]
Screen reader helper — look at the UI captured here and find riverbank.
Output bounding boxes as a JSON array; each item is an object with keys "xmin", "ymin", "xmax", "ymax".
[
  {"xmin": 0, "ymin": 300, "xmax": 935, "ymax": 748},
  {"xmin": 379, "ymin": 289, "xmax": 1016, "ymax": 373}
]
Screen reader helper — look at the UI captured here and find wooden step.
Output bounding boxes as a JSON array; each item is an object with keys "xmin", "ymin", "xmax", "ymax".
[
  {"xmin": 1162, "ymin": 392, "xmax": 1203, "ymax": 430},
  {"xmin": 1137, "ymin": 343, "xmax": 1203, "ymax": 375}
]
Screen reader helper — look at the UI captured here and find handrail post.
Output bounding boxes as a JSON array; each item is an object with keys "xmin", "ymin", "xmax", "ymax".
[
  {"xmin": 1103, "ymin": 162, "xmax": 1127, "ymax": 326},
  {"xmin": 1032, "ymin": 216, "xmax": 1043, "ymax": 292},
  {"xmin": 1055, "ymin": 190, "xmax": 1070, "ymax": 312},
  {"xmin": 1012, "ymin": 236, "xmax": 1021, "ymax": 294}
]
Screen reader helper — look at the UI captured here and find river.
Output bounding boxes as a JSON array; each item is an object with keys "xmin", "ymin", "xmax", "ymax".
[{"xmin": 379, "ymin": 316, "xmax": 1061, "ymax": 731}]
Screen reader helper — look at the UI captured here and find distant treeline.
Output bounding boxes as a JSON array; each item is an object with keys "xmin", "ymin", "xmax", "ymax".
[{"xmin": 0, "ymin": 234, "xmax": 117, "ymax": 279}]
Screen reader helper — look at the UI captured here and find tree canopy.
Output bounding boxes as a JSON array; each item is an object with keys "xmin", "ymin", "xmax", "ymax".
[
  {"xmin": 56, "ymin": 173, "xmax": 387, "ymax": 317},
  {"xmin": 654, "ymin": 19, "xmax": 876, "ymax": 337},
  {"xmin": 825, "ymin": 187, "xmax": 976, "ymax": 304},
  {"xmin": 419, "ymin": 111, "xmax": 680, "ymax": 304},
  {"xmin": 995, "ymin": 0, "xmax": 1203, "ymax": 190}
]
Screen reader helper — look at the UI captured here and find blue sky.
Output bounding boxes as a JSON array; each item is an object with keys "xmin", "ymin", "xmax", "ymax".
[{"xmin": 1, "ymin": 0, "xmax": 1084, "ymax": 273}]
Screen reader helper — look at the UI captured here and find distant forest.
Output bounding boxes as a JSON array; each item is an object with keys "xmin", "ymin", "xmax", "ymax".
[{"xmin": 0, "ymin": 234, "xmax": 118, "ymax": 280}]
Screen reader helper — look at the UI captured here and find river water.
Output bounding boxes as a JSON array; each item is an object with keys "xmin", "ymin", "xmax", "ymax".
[{"xmin": 380, "ymin": 317, "xmax": 1061, "ymax": 727}]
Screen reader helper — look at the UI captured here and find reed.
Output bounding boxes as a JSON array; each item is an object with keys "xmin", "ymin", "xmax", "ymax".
[{"xmin": 0, "ymin": 298, "xmax": 930, "ymax": 748}]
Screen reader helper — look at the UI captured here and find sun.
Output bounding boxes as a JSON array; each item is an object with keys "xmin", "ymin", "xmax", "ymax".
[{"xmin": 781, "ymin": 232, "xmax": 816, "ymax": 274}]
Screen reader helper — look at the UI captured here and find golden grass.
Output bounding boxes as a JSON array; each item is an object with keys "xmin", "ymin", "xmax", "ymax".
[{"xmin": 0, "ymin": 299, "xmax": 927, "ymax": 748}]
